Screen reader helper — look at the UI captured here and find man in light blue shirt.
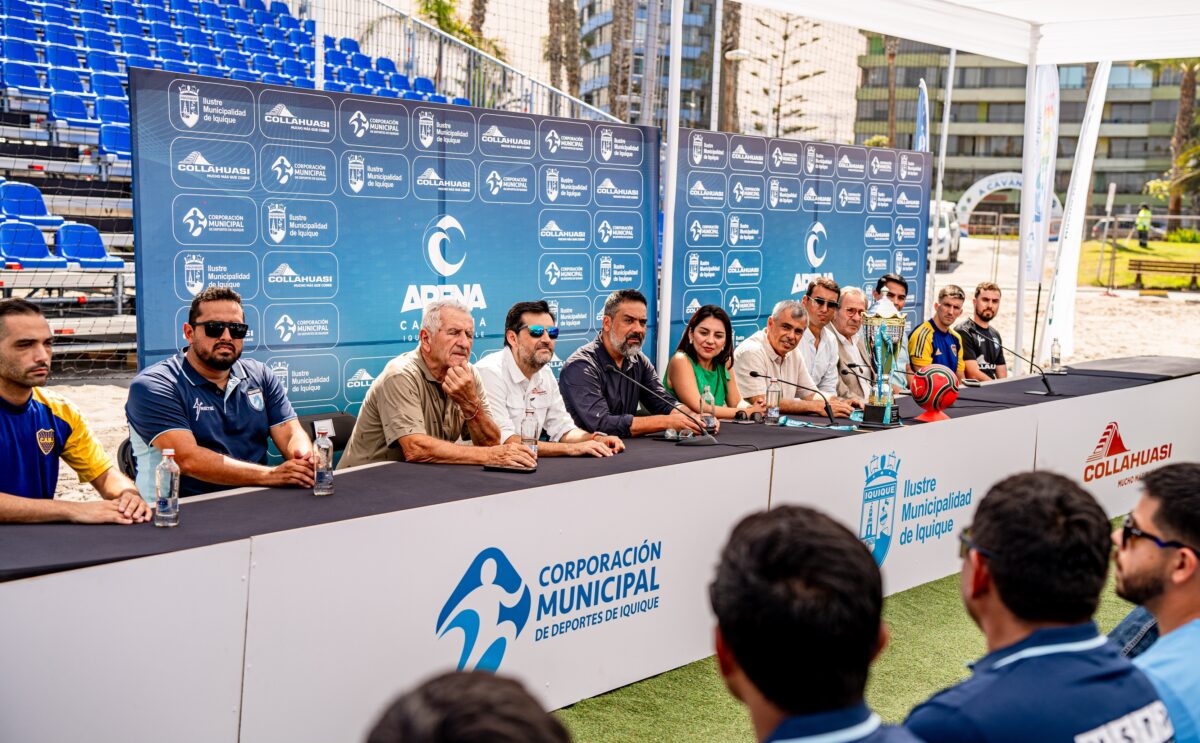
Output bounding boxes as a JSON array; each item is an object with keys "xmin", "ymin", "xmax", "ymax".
[{"xmin": 1114, "ymin": 462, "xmax": 1200, "ymax": 742}]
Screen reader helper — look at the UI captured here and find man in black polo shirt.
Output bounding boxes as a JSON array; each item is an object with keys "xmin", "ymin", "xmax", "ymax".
[
  {"xmin": 559, "ymin": 289, "xmax": 702, "ymax": 438},
  {"xmin": 956, "ymin": 281, "xmax": 1007, "ymax": 381}
]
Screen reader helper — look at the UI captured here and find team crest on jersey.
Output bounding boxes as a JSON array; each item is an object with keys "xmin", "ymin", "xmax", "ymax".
[
  {"xmin": 247, "ymin": 388, "xmax": 265, "ymax": 412},
  {"xmin": 36, "ymin": 428, "xmax": 55, "ymax": 455}
]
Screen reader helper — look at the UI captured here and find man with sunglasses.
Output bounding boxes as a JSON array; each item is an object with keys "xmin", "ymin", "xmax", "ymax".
[
  {"xmin": 1113, "ymin": 463, "xmax": 1200, "ymax": 742},
  {"xmin": 799, "ymin": 277, "xmax": 850, "ymax": 401},
  {"xmin": 905, "ymin": 472, "xmax": 1172, "ymax": 742},
  {"xmin": 477, "ymin": 301, "xmax": 624, "ymax": 458},
  {"xmin": 126, "ymin": 287, "xmax": 315, "ymax": 497}
]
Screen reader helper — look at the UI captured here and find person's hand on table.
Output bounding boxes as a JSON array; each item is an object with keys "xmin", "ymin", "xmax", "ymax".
[
  {"xmin": 266, "ymin": 459, "xmax": 316, "ymax": 488},
  {"xmin": 568, "ymin": 440, "xmax": 615, "ymax": 457},
  {"xmin": 743, "ymin": 400, "xmax": 767, "ymax": 416},
  {"xmin": 668, "ymin": 408, "xmax": 704, "ymax": 434},
  {"xmin": 597, "ymin": 434, "xmax": 624, "ymax": 453},
  {"xmin": 113, "ymin": 490, "xmax": 152, "ymax": 523},
  {"xmin": 488, "ymin": 442, "xmax": 537, "ymax": 469},
  {"xmin": 69, "ymin": 499, "xmax": 144, "ymax": 525},
  {"xmin": 829, "ymin": 398, "xmax": 856, "ymax": 418}
]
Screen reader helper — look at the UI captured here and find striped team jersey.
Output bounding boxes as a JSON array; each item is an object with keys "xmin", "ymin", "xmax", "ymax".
[
  {"xmin": 908, "ymin": 320, "xmax": 966, "ymax": 378},
  {"xmin": 0, "ymin": 387, "xmax": 112, "ymax": 499}
]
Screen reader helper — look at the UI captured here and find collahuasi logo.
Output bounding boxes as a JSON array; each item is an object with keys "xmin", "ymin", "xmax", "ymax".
[
  {"xmin": 263, "ymin": 102, "xmax": 330, "ymax": 134},
  {"xmin": 177, "ymin": 150, "xmax": 251, "ymax": 180},
  {"xmin": 539, "ymin": 218, "xmax": 586, "ymax": 244},
  {"xmin": 481, "ymin": 125, "xmax": 531, "ymax": 150},
  {"xmin": 860, "ymin": 452, "xmax": 899, "ymax": 566},
  {"xmin": 346, "ymin": 368, "xmax": 375, "ymax": 389},
  {"xmin": 1083, "ymin": 422, "xmax": 1173, "ymax": 486},
  {"xmin": 267, "ymin": 262, "xmax": 333, "ymax": 288}
]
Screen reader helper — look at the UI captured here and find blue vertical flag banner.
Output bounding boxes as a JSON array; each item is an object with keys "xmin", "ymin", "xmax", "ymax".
[
  {"xmin": 915, "ymin": 80, "xmax": 930, "ymax": 153},
  {"xmin": 669, "ymin": 129, "xmax": 932, "ymax": 351},
  {"xmin": 130, "ymin": 69, "xmax": 659, "ymax": 415}
]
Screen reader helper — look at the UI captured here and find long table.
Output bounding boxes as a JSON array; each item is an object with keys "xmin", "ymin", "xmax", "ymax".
[{"xmin": 2, "ymin": 356, "xmax": 1198, "ymax": 743}]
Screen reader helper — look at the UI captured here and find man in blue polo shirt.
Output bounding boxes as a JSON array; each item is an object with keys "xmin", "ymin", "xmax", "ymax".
[
  {"xmin": 126, "ymin": 287, "xmax": 314, "ymax": 497},
  {"xmin": 710, "ymin": 505, "xmax": 918, "ymax": 743},
  {"xmin": 905, "ymin": 472, "xmax": 1173, "ymax": 742},
  {"xmin": 1114, "ymin": 463, "xmax": 1200, "ymax": 742},
  {"xmin": 1, "ymin": 299, "xmax": 150, "ymax": 523}
]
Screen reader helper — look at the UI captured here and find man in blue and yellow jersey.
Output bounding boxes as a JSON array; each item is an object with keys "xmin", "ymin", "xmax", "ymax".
[
  {"xmin": 908, "ymin": 285, "xmax": 966, "ymax": 384},
  {"xmin": 0, "ymin": 299, "xmax": 149, "ymax": 524}
]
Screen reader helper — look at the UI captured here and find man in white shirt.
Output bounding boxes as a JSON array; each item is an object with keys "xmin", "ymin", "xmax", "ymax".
[
  {"xmin": 477, "ymin": 301, "xmax": 624, "ymax": 457},
  {"xmin": 832, "ymin": 287, "xmax": 874, "ymax": 404},
  {"xmin": 798, "ymin": 277, "xmax": 843, "ymax": 398},
  {"xmin": 732, "ymin": 300, "xmax": 855, "ymax": 418}
]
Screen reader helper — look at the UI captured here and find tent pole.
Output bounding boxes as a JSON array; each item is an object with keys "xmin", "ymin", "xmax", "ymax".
[
  {"xmin": 656, "ymin": 0, "xmax": 686, "ymax": 373},
  {"xmin": 710, "ymin": 0, "xmax": 723, "ymax": 131},
  {"xmin": 927, "ymin": 47, "xmax": 955, "ymax": 320},
  {"xmin": 1013, "ymin": 25, "xmax": 1041, "ymax": 374}
]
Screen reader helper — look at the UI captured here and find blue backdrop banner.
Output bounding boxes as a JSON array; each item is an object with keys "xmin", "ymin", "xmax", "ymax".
[
  {"xmin": 668, "ymin": 129, "xmax": 932, "ymax": 355},
  {"xmin": 131, "ymin": 69, "xmax": 659, "ymax": 415}
]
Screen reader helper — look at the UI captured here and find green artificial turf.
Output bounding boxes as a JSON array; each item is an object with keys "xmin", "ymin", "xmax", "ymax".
[{"xmin": 558, "ymin": 523, "xmax": 1136, "ymax": 742}]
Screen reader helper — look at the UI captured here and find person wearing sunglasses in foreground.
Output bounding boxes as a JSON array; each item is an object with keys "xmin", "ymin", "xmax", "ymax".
[
  {"xmin": 1112, "ymin": 463, "xmax": 1200, "ymax": 743},
  {"xmin": 476, "ymin": 301, "xmax": 624, "ymax": 458},
  {"xmin": 126, "ymin": 287, "xmax": 315, "ymax": 497},
  {"xmin": 904, "ymin": 471, "xmax": 1173, "ymax": 742}
]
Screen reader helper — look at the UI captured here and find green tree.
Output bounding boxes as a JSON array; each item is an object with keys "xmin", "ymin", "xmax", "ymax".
[
  {"xmin": 885, "ymin": 35, "xmax": 899, "ymax": 147},
  {"xmin": 718, "ymin": 0, "xmax": 741, "ymax": 132},
  {"xmin": 1136, "ymin": 58, "xmax": 1200, "ymax": 219}
]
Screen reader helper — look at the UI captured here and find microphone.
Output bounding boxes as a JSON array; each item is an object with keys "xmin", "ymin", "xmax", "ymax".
[
  {"xmin": 840, "ymin": 366, "xmax": 875, "ymax": 386},
  {"xmin": 967, "ymin": 329, "xmax": 1060, "ymax": 396},
  {"xmin": 748, "ymin": 370, "xmax": 836, "ymax": 426},
  {"xmin": 604, "ymin": 364, "xmax": 718, "ymax": 446}
]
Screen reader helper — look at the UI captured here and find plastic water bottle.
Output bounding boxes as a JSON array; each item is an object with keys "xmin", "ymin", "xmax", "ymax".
[
  {"xmin": 765, "ymin": 378, "xmax": 782, "ymax": 426},
  {"xmin": 700, "ymin": 385, "xmax": 717, "ymax": 432},
  {"xmin": 520, "ymin": 406, "xmax": 539, "ymax": 456},
  {"xmin": 153, "ymin": 449, "xmax": 180, "ymax": 527},
  {"xmin": 1050, "ymin": 338, "xmax": 1062, "ymax": 373},
  {"xmin": 314, "ymin": 431, "xmax": 335, "ymax": 496}
]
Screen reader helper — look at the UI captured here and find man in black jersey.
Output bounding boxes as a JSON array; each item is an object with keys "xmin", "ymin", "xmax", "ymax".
[{"xmin": 956, "ymin": 282, "xmax": 1007, "ymax": 381}]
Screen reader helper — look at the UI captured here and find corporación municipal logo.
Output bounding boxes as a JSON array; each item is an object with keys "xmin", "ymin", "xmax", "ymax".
[
  {"xmin": 348, "ymin": 110, "xmax": 369, "ymax": 138},
  {"xmin": 1083, "ymin": 421, "xmax": 1173, "ymax": 486},
  {"xmin": 270, "ymin": 361, "xmax": 290, "ymax": 394},
  {"xmin": 267, "ymin": 202, "xmax": 287, "ymax": 243},
  {"xmin": 597, "ymin": 219, "xmax": 613, "ymax": 244},
  {"xmin": 486, "ymin": 170, "xmax": 503, "ymax": 196},
  {"xmin": 417, "ymin": 110, "xmax": 435, "ymax": 148},
  {"xmin": 861, "ymin": 452, "xmax": 899, "ymax": 566},
  {"xmin": 437, "ymin": 548, "xmax": 531, "ymax": 672},
  {"xmin": 346, "ymin": 154, "xmax": 365, "ymax": 193},
  {"xmin": 179, "ymin": 84, "xmax": 200, "ymax": 128},
  {"xmin": 544, "ymin": 128, "xmax": 561, "ymax": 154},
  {"xmin": 274, "ymin": 313, "xmax": 296, "ymax": 342},
  {"xmin": 806, "ymin": 222, "xmax": 828, "ymax": 268},
  {"xmin": 271, "ymin": 155, "xmax": 294, "ymax": 185},
  {"xmin": 544, "ymin": 261, "xmax": 561, "ymax": 285},
  {"xmin": 183, "ymin": 254, "xmax": 206, "ymax": 296},
  {"xmin": 599, "ymin": 127, "xmax": 614, "ymax": 161},
  {"xmin": 182, "ymin": 207, "xmax": 207, "ymax": 237}
]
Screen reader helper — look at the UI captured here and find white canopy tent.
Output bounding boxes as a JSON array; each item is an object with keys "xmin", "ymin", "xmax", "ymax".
[{"xmin": 656, "ymin": 0, "xmax": 1200, "ymax": 370}]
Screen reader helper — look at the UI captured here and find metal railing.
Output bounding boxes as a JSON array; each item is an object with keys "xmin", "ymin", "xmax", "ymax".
[{"xmin": 309, "ymin": 0, "xmax": 618, "ymax": 122}]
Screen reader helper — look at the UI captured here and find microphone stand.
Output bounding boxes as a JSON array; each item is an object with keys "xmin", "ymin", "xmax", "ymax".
[
  {"xmin": 968, "ymin": 329, "xmax": 1062, "ymax": 396},
  {"xmin": 604, "ymin": 364, "xmax": 718, "ymax": 446},
  {"xmin": 748, "ymin": 370, "xmax": 836, "ymax": 426}
]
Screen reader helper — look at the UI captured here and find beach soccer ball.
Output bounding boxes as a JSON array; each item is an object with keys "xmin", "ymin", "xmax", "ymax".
[{"xmin": 910, "ymin": 365, "xmax": 959, "ymax": 422}]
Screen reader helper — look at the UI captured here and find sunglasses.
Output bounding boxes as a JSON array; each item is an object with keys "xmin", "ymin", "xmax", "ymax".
[
  {"xmin": 1120, "ymin": 514, "xmax": 1196, "ymax": 553},
  {"xmin": 809, "ymin": 296, "xmax": 840, "ymax": 310},
  {"xmin": 958, "ymin": 526, "xmax": 997, "ymax": 560},
  {"xmin": 521, "ymin": 324, "xmax": 559, "ymax": 339},
  {"xmin": 192, "ymin": 321, "xmax": 249, "ymax": 339}
]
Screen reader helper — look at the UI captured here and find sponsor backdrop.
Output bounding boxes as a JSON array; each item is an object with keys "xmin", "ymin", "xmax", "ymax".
[
  {"xmin": 669, "ymin": 129, "xmax": 933, "ymax": 351},
  {"xmin": 131, "ymin": 69, "xmax": 659, "ymax": 414}
]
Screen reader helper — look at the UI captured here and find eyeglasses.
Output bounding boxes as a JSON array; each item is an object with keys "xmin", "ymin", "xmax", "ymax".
[
  {"xmin": 809, "ymin": 296, "xmax": 840, "ymax": 310},
  {"xmin": 1120, "ymin": 514, "xmax": 1196, "ymax": 553},
  {"xmin": 192, "ymin": 321, "xmax": 249, "ymax": 339},
  {"xmin": 521, "ymin": 324, "xmax": 559, "ymax": 339},
  {"xmin": 958, "ymin": 526, "xmax": 997, "ymax": 560}
]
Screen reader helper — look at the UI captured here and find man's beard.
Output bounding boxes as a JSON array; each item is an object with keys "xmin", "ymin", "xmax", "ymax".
[
  {"xmin": 609, "ymin": 329, "xmax": 643, "ymax": 356},
  {"xmin": 519, "ymin": 345, "xmax": 553, "ymax": 371},
  {"xmin": 0, "ymin": 360, "xmax": 49, "ymax": 389},
  {"xmin": 978, "ymin": 308, "xmax": 996, "ymax": 322},
  {"xmin": 1115, "ymin": 564, "xmax": 1166, "ymax": 606},
  {"xmin": 196, "ymin": 343, "xmax": 240, "ymax": 371}
]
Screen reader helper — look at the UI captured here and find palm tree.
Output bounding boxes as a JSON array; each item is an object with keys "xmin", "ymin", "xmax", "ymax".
[
  {"xmin": 607, "ymin": 0, "xmax": 634, "ymax": 121},
  {"xmin": 885, "ymin": 35, "xmax": 899, "ymax": 147},
  {"xmin": 1137, "ymin": 58, "xmax": 1200, "ymax": 220},
  {"xmin": 544, "ymin": 0, "xmax": 563, "ymax": 91},
  {"xmin": 469, "ymin": 0, "xmax": 488, "ymax": 38},
  {"xmin": 718, "ymin": 0, "xmax": 741, "ymax": 132},
  {"xmin": 561, "ymin": 0, "xmax": 581, "ymax": 98}
]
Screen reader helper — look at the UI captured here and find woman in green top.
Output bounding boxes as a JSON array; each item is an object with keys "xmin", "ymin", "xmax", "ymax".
[{"xmin": 665, "ymin": 304, "xmax": 763, "ymax": 420}]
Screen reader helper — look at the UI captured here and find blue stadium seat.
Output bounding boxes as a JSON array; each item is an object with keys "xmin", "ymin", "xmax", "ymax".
[
  {"xmin": 250, "ymin": 53, "xmax": 276, "ymax": 74},
  {"xmin": 196, "ymin": 1, "xmax": 221, "ymax": 17},
  {"xmin": 270, "ymin": 40, "xmax": 293, "ymax": 58},
  {"xmin": 162, "ymin": 59, "xmax": 196, "ymax": 73},
  {"xmin": 78, "ymin": 11, "xmax": 110, "ymax": 32},
  {"xmin": 1, "ymin": 61, "xmax": 51, "ymax": 97},
  {"xmin": 376, "ymin": 56, "xmax": 396, "ymax": 75},
  {"xmin": 286, "ymin": 29, "xmax": 308, "ymax": 45},
  {"xmin": 168, "ymin": 0, "xmax": 196, "ymax": 13},
  {"xmin": 174, "ymin": 11, "xmax": 202, "ymax": 29},
  {"xmin": 121, "ymin": 35, "xmax": 152, "ymax": 57},
  {"xmin": 2, "ymin": 39, "xmax": 48, "ymax": 72},
  {"xmin": 362, "ymin": 70, "xmax": 385, "ymax": 88},
  {"xmin": 250, "ymin": 9, "xmax": 272, "ymax": 26},
  {"xmin": 45, "ymin": 44, "xmax": 81, "ymax": 69},
  {"xmin": 114, "ymin": 17, "xmax": 145, "ymax": 36},
  {"xmin": 321, "ymin": 34, "xmax": 335, "ymax": 49},
  {"xmin": 96, "ymin": 97, "xmax": 129, "ymax": 124},
  {"xmin": 212, "ymin": 31, "xmax": 239, "ymax": 50},
  {"xmin": 2, "ymin": 16, "xmax": 41, "ymax": 43},
  {"xmin": 280, "ymin": 58, "xmax": 306, "ymax": 78},
  {"xmin": 75, "ymin": 0, "xmax": 106, "ymax": 12},
  {"xmin": 111, "ymin": 1, "xmax": 138, "ymax": 18},
  {"xmin": 291, "ymin": 77, "xmax": 313, "ymax": 88},
  {"xmin": 349, "ymin": 52, "xmax": 371, "ymax": 70},
  {"xmin": 389, "ymin": 73, "xmax": 410, "ymax": 90},
  {"xmin": 195, "ymin": 63, "xmax": 226, "ymax": 77},
  {"xmin": 90, "ymin": 71, "xmax": 125, "ymax": 99},
  {"xmin": 229, "ymin": 68, "xmax": 259, "ymax": 82},
  {"xmin": 302, "ymin": 18, "xmax": 314, "ymax": 33},
  {"xmin": 375, "ymin": 87, "xmax": 398, "ymax": 98},
  {"xmin": 335, "ymin": 66, "xmax": 359, "ymax": 84},
  {"xmin": 56, "ymin": 222, "xmax": 126, "ymax": 268},
  {"xmin": 268, "ymin": 1, "xmax": 289, "ymax": 16},
  {"xmin": 321, "ymin": 80, "xmax": 345, "ymax": 92},
  {"xmin": 243, "ymin": 0, "xmax": 265, "ymax": 11},
  {"xmin": 189, "ymin": 44, "xmax": 220, "ymax": 67},
  {"xmin": 324, "ymin": 49, "xmax": 346, "ymax": 67},
  {"xmin": 0, "ymin": 183, "xmax": 66, "ymax": 229},
  {"xmin": 205, "ymin": 16, "xmax": 234, "ymax": 33},
  {"xmin": 347, "ymin": 84, "xmax": 372, "ymax": 95},
  {"xmin": 83, "ymin": 30, "xmax": 117, "ymax": 53},
  {"xmin": 0, "ymin": 220, "xmax": 69, "ymax": 269},
  {"xmin": 148, "ymin": 23, "xmax": 177, "ymax": 43},
  {"xmin": 400, "ymin": 90, "xmax": 424, "ymax": 101},
  {"xmin": 43, "ymin": 23, "xmax": 81, "ymax": 48},
  {"xmin": 182, "ymin": 28, "xmax": 211, "ymax": 46},
  {"xmin": 140, "ymin": 0, "xmax": 168, "ymax": 9},
  {"xmin": 262, "ymin": 26, "xmax": 284, "ymax": 42},
  {"xmin": 261, "ymin": 72, "xmax": 288, "ymax": 85},
  {"xmin": 413, "ymin": 76, "xmax": 435, "ymax": 94},
  {"xmin": 338, "ymin": 37, "xmax": 358, "ymax": 54},
  {"xmin": 1, "ymin": 0, "xmax": 36, "ymax": 20},
  {"xmin": 225, "ymin": 5, "xmax": 248, "ymax": 21},
  {"xmin": 232, "ymin": 19, "xmax": 255, "ymax": 37},
  {"xmin": 48, "ymin": 92, "xmax": 100, "ymax": 129},
  {"xmin": 48, "ymin": 68, "xmax": 93, "ymax": 101},
  {"xmin": 276, "ymin": 14, "xmax": 299, "ymax": 31},
  {"xmin": 40, "ymin": 4, "xmax": 74, "ymax": 26},
  {"xmin": 220, "ymin": 49, "xmax": 248, "ymax": 69},
  {"xmin": 143, "ymin": 5, "xmax": 171, "ymax": 23},
  {"xmin": 243, "ymin": 36, "xmax": 268, "ymax": 55},
  {"xmin": 427, "ymin": 93, "xmax": 447, "ymax": 104},
  {"xmin": 452, "ymin": 97, "xmax": 470, "ymax": 106},
  {"xmin": 297, "ymin": 44, "xmax": 314, "ymax": 62},
  {"xmin": 155, "ymin": 39, "xmax": 186, "ymax": 59},
  {"xmin": 124, "ymin": 54, "xmax": 158, "ymax": 70},
  {"xmin": 86, "ymin": 52, "xmax": 122, "ymax": 76}
]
